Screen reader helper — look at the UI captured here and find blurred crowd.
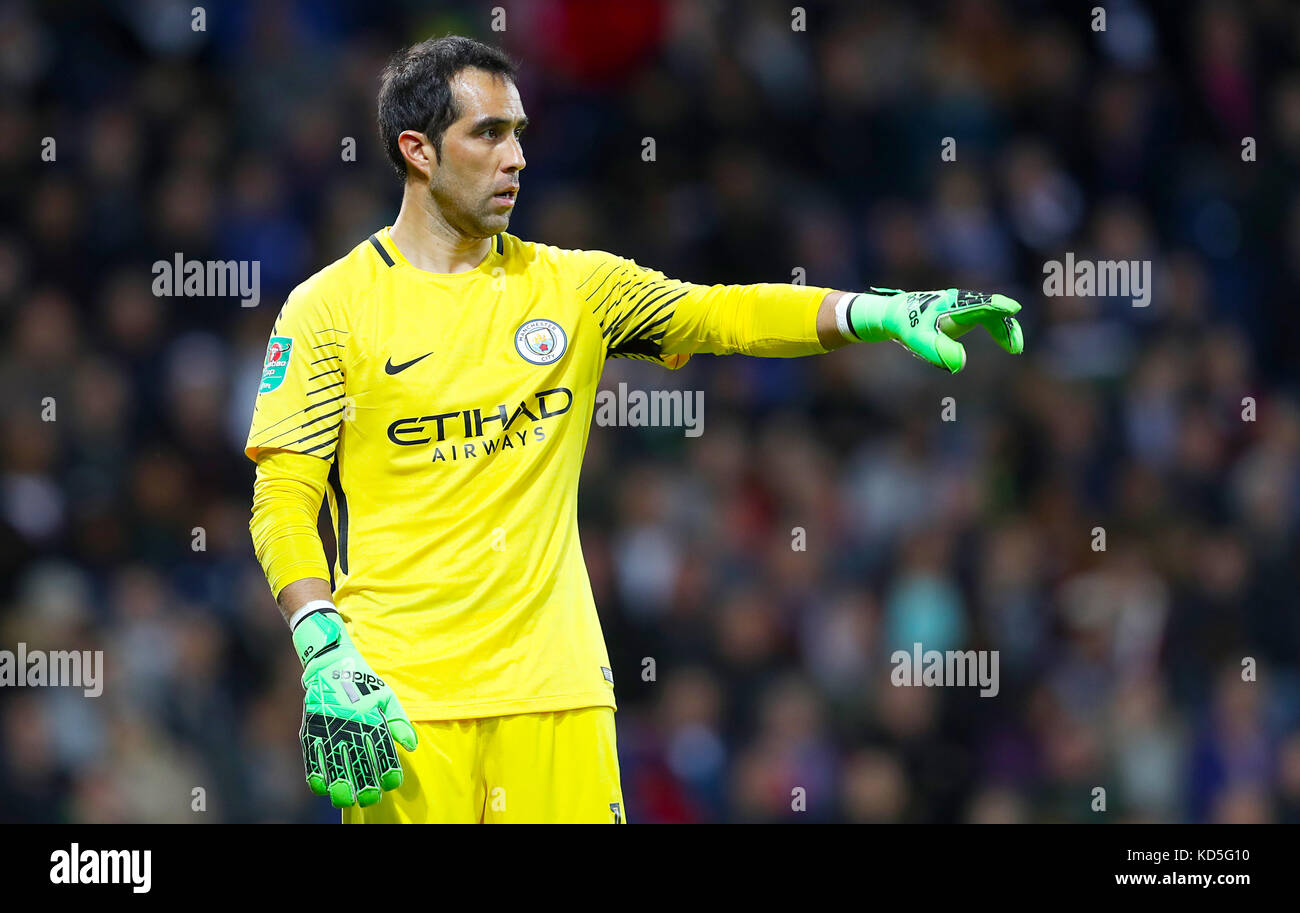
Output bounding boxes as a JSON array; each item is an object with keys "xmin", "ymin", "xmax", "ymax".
[{"xmin": 2, "ymin": 0, "xmax": 1299, "ymax": 823}]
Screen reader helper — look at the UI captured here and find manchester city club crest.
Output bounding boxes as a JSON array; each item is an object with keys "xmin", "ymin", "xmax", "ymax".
[{"xmin": 514, "ymin": 318, "xmax": 568, "ymax": 365}]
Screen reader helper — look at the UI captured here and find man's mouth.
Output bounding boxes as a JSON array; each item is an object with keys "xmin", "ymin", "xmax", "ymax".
[{"xmin": 492, "ymin": 187, "xmax": 518, "ymax": 207}]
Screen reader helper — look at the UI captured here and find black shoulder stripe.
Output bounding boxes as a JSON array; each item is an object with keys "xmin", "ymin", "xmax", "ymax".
[
  {"xmin": 495, "ymin": 233, "xmax": 503, "ymax": 255},
  {"xmin": 291, "ymin": 425, "xmax": 339, "ymax": 448},
  {"xmin": 368, "ymin": 234, "xmax": 395, "ymax": 267}
]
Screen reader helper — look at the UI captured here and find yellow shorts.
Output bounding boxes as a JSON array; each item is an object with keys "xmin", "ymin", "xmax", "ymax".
[{"xmin": 342, "ymin": 706, "xmax": 626, "ymax": 823}]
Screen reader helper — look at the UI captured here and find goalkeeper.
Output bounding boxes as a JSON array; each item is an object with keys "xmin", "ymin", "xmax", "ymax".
[{"xmin": 247, "ymin": 36, "xmax": 1023, "ymax": 823}]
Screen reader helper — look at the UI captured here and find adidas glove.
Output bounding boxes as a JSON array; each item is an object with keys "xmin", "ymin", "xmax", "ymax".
[
  {"xmin": 291, "ymin": 604, "xmax": 418, "ymax": 808},
  {"xmin": 841, "ymin": 288, "xmax": 1024, "ymax": 373}
]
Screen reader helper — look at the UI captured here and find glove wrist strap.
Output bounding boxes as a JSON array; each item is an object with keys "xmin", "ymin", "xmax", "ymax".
[
  {"xmin": 290, "ymin": 602, "xmax": 348, "ymax": 669},
  {"xmin": 835, "ymin": 293, "xmax": 862, "ymax": 342},
  {"xmin": 848, "ymin": 288, "xmax": 903, "ymax": 342},
  {"xmin": 288, "ymin": 599, "xmax": 337, "ymax": 632}
]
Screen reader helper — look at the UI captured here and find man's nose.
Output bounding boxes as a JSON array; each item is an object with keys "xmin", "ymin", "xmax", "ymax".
[{"xmin": 502, "ymin": 135, "xmax": 526, "ymax": 172}]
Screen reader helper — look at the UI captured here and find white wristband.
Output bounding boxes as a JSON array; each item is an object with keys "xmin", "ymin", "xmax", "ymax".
[
  {"xmin": 835, "ymin": 293, "xmax": 862, "ymax": 342},
  {"xmin": 288, "ymin": 599, "xmax": 338, "ymax": 631}
]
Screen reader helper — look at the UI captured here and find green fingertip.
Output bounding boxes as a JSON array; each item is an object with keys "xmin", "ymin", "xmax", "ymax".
[
  {"xmin": 935, "ymin": 337, "xmax": 966, "ymax": 374},
  {"xmin": 306, "ymin": 773, "xmax": 329, "ymax": 797},
  {"xmin": 991, "ymin": 293, "xmax": 1021, "ymax": 313},
  {"xmin": 1007, "ymin": 317, "xmax": 1024, "ymax": 354},
  {"xmin": 389, "ymin": 719, "xmax": 418, "ymax": 752},
  {"xmin": 356, "ymin": 785, "xmax": 382, "ymax": 808},
  {"xmin": 329, "ymin": 779, "xmax": 355, "ymax": 808},
  {"xmin": 380, "ymin": 768, "xmax": 404, "ymax": 791}
]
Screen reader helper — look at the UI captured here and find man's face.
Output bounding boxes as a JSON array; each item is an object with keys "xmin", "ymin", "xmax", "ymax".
[{"xmin": 427, "ymin": 68, "xmax": 527, "ymax": 239}]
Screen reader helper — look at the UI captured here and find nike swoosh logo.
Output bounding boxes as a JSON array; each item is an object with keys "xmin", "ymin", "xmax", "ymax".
[{"xmin": 385, "ymin": 353, "xmax": 432, "ymax": 375}]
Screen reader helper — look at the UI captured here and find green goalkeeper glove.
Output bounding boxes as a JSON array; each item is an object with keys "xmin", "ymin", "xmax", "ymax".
[
  {"xmin": 291, "ymin": 605, "xmax": 418, "ymax": 808},
  {"xmin": 843, "ymin": 288, "xmax": 1024, "ymax": 373}
]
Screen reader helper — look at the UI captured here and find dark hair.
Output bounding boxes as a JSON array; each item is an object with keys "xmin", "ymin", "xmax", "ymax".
[{"xmin": 377, "ymin": 36, "xmax": 517, "ymax": 180}]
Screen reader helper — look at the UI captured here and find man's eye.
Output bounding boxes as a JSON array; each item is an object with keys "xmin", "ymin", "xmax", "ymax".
[{"xmin": 483, "ymin": 128, "xmax": 498, "ymax": 139}]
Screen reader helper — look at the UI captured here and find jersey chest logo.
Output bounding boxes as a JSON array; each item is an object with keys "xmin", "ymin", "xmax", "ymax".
[{"xmin": 514, "ymin": 318, "xmax": 568, "ymax": 365}]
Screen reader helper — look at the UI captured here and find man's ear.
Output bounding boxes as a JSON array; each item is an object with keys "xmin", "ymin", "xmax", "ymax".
[{"xmin": 397, "ymin": 129, "xmax": 435, "ymax": 180}]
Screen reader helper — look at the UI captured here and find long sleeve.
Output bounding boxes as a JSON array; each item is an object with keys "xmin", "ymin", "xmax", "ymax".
[
  {"xmin": 575, "ymin": 250, "xmax": 834, "ymax": 364},
  {"xmin": 249, "ymin": 449, "xmax": 332, "ymax": 601},
  {"xmin": 657, "ymin": 280, "xmax": 832, "ymax": 358}
]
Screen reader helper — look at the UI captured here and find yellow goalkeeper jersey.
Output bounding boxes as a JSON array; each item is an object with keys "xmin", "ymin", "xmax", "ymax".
[{"xmin": 246, "ymin": 227, "xmax": 829, "ymax": 720}]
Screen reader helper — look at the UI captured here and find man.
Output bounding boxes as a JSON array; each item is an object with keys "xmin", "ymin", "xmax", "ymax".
[{"xmin": 246, "ymin": 35, "xmax": 1023, "ymax": 824}]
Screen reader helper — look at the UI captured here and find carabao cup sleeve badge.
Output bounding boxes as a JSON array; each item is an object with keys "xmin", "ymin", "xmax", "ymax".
[{"xmin": 259, "ymin": 336, "xmax": 294, "ymax": 393}]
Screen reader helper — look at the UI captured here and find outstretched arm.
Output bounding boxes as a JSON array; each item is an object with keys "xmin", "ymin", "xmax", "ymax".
[
  {"xmin": 580, "ymin": 250, "xmax": 1022, "ymax": 373},
  {"xmin": 815, "ymin": 287, "xmax": 1024, "ymax": 372}
]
